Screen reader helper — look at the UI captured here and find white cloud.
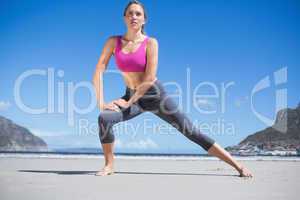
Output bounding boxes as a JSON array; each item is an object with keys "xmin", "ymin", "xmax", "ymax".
[
  {"xmin": 29, "ymin": 129, "xmax": 159, "ymax": 150},
  {"xmin": 29, "ymin": 128, "xmax": 73, "ymax": 137},
  {"xmin": 115, "ymin": 138, "xmax": 158, "ymax": 149},
  {"xmin": 0, "ymin": 101, "xmax": 11, "ymax": 111},
  {"xmin": 115, "ymin": 139, "xmax": 123, "ymax": 148}
]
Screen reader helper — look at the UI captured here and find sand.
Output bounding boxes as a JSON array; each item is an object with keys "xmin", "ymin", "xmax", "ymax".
[{"xmin": 0, "ymin": 155, "xmax": 299, "ymax": 200}]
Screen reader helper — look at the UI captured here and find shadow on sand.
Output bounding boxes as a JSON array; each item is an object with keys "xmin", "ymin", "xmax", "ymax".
[{"xmin": 19, "ymin": 170, "xmax": 237, "ymax": 177}]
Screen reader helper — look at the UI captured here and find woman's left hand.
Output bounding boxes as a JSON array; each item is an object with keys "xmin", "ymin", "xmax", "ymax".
[{"xmin": 113, "ymin": 98, "xmax": 131, "ymax": 109}]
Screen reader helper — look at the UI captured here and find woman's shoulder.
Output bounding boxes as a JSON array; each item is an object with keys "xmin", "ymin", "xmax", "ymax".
[
  {"xmin": 106, "ymin": 35, "xmax": 121, "ymax": 43},
  {"xmin": 145, "ymin": 35, "xmax": 157, "ymax": 41},
  {"xmin": 146, "ymin": 36, "xmax": 158, "ymax": 49},
  {"xmin": 104, "ymin": 35, "xmax": 121, "ymax": 50}
]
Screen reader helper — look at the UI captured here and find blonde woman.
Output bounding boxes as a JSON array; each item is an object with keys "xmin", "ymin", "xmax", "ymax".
[{"xmin": 93, "ymin": 0, "xmax": 253, "ymax": 178}]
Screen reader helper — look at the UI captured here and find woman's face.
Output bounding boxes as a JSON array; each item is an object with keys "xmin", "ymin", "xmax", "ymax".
[{"xmin": 124, "ymin": 4, "xmax": 145, "ymax": 32}]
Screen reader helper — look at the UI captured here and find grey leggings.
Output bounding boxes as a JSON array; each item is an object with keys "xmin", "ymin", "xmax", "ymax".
[{"xmin": 98, "ymin": 79, "xmax": 215, "ymax": 151}]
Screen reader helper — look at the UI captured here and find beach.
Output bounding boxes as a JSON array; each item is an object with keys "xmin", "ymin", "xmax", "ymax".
[{"xmin": 0, "ymin": 155, "xmax": 299, "ymax": 200}]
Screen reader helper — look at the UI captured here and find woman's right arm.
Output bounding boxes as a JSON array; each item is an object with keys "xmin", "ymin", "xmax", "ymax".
[{"xmin": 93, "ymin": 36, "xmax": 116, "ymax": 111}]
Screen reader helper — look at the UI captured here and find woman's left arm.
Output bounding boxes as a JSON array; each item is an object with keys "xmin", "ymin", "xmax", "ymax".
[{"xmin": 127, "ymin": 37, "xmax": 159, "ymax": 106}]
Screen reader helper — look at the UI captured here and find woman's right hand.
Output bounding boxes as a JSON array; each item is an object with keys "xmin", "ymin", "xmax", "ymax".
[{"xmin": 99, "ymin": 102, "xmax": 121, "ymax": 112}]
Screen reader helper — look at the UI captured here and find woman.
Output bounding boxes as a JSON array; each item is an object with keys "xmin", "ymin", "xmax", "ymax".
[{"xmin": 93, "ymin": 0, "xmax": 253, "ymax": 177}]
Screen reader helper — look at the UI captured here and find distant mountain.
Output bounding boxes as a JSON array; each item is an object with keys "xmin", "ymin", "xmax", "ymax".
[
  {"xmin": 226, "ymin": 104, "xmax": 300, "ymax": 154},
  {"xmin": 0, "ymin": 116, "xmax": 48, "ymax": 151}
]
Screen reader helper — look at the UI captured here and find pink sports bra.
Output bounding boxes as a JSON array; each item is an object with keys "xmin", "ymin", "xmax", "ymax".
[{"xmin": 114, "ymin": 35, "xmax": 149, "ymax": 72}]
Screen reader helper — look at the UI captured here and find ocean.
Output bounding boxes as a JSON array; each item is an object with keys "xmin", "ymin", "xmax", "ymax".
[{"xmin": 1, "ymin": 148, "xmax": 300, "ymax": 161}]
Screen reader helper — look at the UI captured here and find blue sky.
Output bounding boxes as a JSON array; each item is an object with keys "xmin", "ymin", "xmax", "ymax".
[{"xmin": 0, "ymin": 0, "xmax": 299, "ymax": 154}]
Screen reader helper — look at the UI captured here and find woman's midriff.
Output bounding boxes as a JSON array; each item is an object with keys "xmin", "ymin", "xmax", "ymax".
[{"xmin": 122, "ymin": 72, "xmax": 148, "ymax": 90}]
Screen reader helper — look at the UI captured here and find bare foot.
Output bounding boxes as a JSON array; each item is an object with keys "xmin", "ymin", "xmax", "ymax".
[
  {"xmin": 238, "ymin": 166, "xmax": 253, "ymax": 178},
  {"xmin": 95, "ymin": 166, "xmax": 114, "ymax": 176}
]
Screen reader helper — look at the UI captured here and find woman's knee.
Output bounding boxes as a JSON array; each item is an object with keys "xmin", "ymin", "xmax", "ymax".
[
  {"xmin": 100, "ymin": 132, "xmax": 115, "ymax": 144},
  {"xmin": 98, "ymin": 114, "xmax": 115, "ymax": 143}
]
